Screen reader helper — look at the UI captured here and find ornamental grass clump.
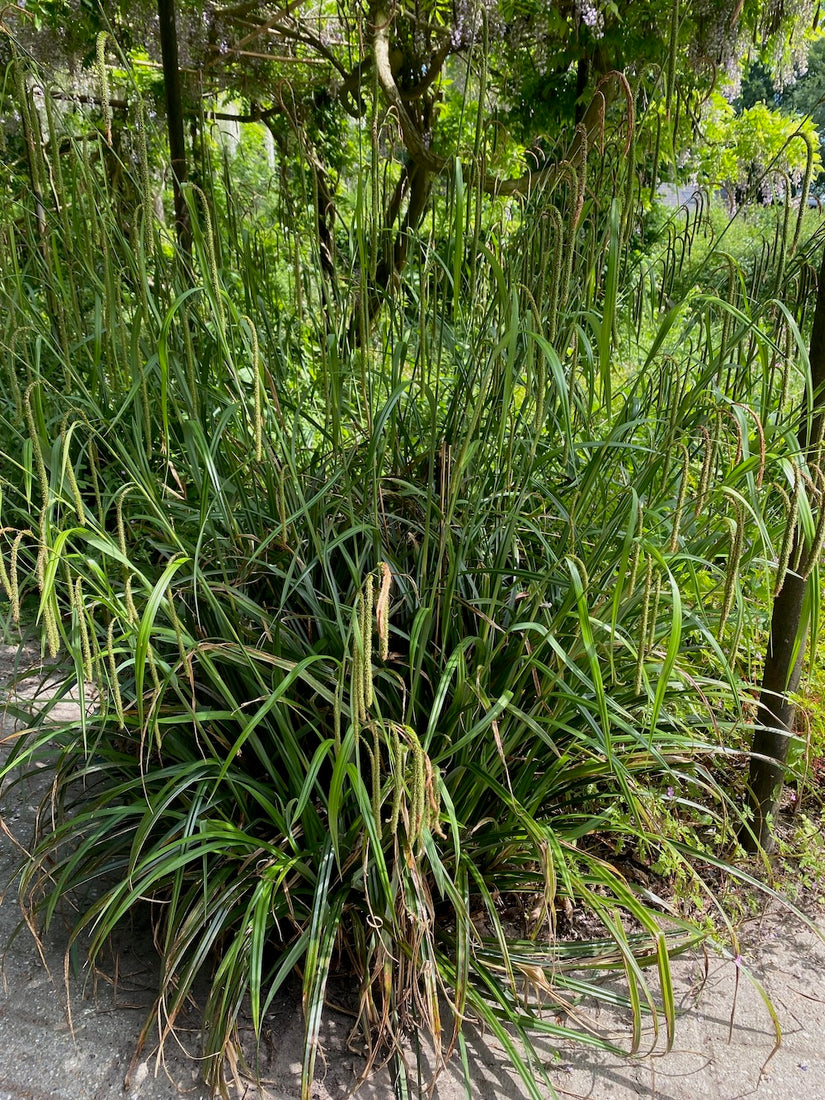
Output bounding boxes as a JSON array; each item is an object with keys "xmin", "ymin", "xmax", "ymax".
[{"xmin": 0, "ymin": 41, "xmax": 823, "ymax": 1100}]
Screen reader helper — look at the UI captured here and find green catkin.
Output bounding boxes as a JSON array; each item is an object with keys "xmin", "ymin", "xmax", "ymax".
[
  {"xmin": 116, "ymin": 493, "xmax": 139, "ymax": 623},
  {"xmin": 719, "ymin": 502, "xmax": 744, "ymax": 634},
  {"xmin": 363, "ymin": 741, "xmax": 378, "ymax": 828},
  {"xmin": 633, "ymin": 267, "xmax": 645, "ymax": 339},
  {"xmin": 570, "ymin": 554, "xmax": 589, "ymax": 593},
  {"xmin": 635, "ymin": 556, "xmax": 653, "ymax": 695},
  {"xmin": 100, "ymin": 226, "xmax": 114, "ymax": 372},
  {"xmin": 768, "ymin": 482, "xmax": 792, "ymax": 596},
  {"xmin": 352, "ymin": 599, "xmax": 365, "ymax": 727},
  {"xmin": 43, "ymin": 87, "xmax": 70, "ymax": 245},
  {"xmin": 409, "ymin": 732, "xmax": 426, "ymax": 846},
  {"xmin": 376, "ymin": 561, "xmax": 391, "ymax": 661},
  {"xmin": 661, "ymin": 367, "xmax": 680, "ymax": 481},
  {"xmin": 66, "ymin": 566, "xmax": 79, "ymax": 624},
  {"xmin": 182, "ymin": 305, "xmax": 198, "ymax": 414},
  {"xmin": 36, "ymin": 525, "xmax": 47, "ymax": 595},
  {"xmin": 24, "ymin": 385, "xmax": 49, "ymax": 507},
  {"xmin": 140, "ymin": 346, "xmax": 152, "ymax": 451},
  {"xmin": 556, "ymin": 162, "xmax": 578, "ymax": 308},
  {"xmin": 793, "ymin": 471, "xmax": 815, "ymax": 574},
  {"xmin": 75, "ymin": 578, "xmax": 93, "ymax": 682},
  {"xmin": 7, "ymin": 328, "xmax": 25, "ymax": 420},
  {"xmin": 574, "ymin": 124, "xmax": 588, "ymax": 219},
  {"xmin": 730, "ymin": 409, "xmax": 744, "ymax": 467},
  {"xmin": 560, "ymin": 149, "xmax": 586, "ymax": 311},
  {"xmin": 293, "ymin": 233, "xmax": 304, "ymax": 323},
  {"xmin": 669, "ymin": 444, "xmax": 690, "ymax": 552},
  {"xmin": 107, "ymin": 618, "xmax": 125, "ymax": 728},
  {"xmin": 135, "ymin": 99, "xmax": 153, "ymax": 254},
  {"xmin": 425, "ymin": 758, "xmax": 444, "ymax": 836},
  {"xmin": 192, "ymin": 184, "xmax": 225, "ymax": 328},
  {"xmin": 620, "ymin": 129, "xmax": 638, "ymax": 252},
  {"xmin": 778, "ymin": 326, "xmax": 792, "ymax": 415},
  {"xmin": 333, "ymin": 686, "xmax": 342, "ymax": 750},
  {"xmin": 362, "ymin": 574, "xmax": 374, "ymax": 710},
  {"xmin": 649, "ymin": 575, "xmax": 662, "ymax": 649},
  {"xmin": 2, "ymin": 529, "xmax": 27, "ymax": 627},
  {"xmin": 649, "ymin": 114, "xmax": 663, "ymax": 204},
  {"xmin": 8, "ymin": 531, "xmax": 24, "ymax": 626},
  {"xmin": 771, "ymin": 480, "xmax": 791, "ymax": 519},
  {"xmin": 390, "ymin": 723, "xmax": 404, "ymax": 835},
  {"xmin": 741, "ymin": 404, "xmax": 766, "ymax": 488},
  {"xmin": 116, "ymin": 491, "xmax": 128, "ymax": 556},
  {"xmin": 242, "ymin": 315, "xmax": 263, "ymax": 462},
  {"xmin": 147, "ymin": 644, "xmax": 162, "ymax": 695},
  {"xmin": 791, "ymin": 131, "xmax": 815, "ymax": 256},
  {"xmin": 626, "ymin": 538, "xmax": 641, "ymax": 598},
  {"xmin": 529, "ymin": 219, "xmax": 546, "ymax": 316},
  {"xmin": 40, "ymin": 552, "xmax": 61, "ymax": 659},
  {"xmin": 775, "ymin": 174, "xmax": 792, "ymax": 295},
  {"xmin": 802, "ymin": 465, "xmax": 825, "ymax": 580},
  {"xmin": 117, "ymin": 275, "xmax": 130, "ymax": 400},
  {"xmin": 0, "ymin": 534, "xmax": 11, "ymax": 610},
  {"xmin": 545, "ymin": 208, "xmax": 564, "ymax": 344},
  {"xmin": 96, "ymin": 33, "xmax": 112, "ymax": 145},
  {"xmin": 695, "ymin": 423, "xmax": 715, "ymax": 517},
  {"xmin": 124, "ymin": 575, "xmax": 139, "ymax": 625},
  {"xmin": 88, "ymin": 440, "xmax": 103, "ymax": 527},
  {"xmin": 799, "ymin": 263, "xmax": 816, "ymax": 331},
  {"xmin": 370, "ymin": 67, "xmax": 380, "ymax": 279},
  {"xmin": 532, "ymin": 324, "xmax": 547, "ymax": 435},
  {"xmin": 13, "ymin": 62, "xmax": 45, "ymax": 229},
  {"xmin": 133, "ymin": 206, "xmax": 151, "ymax": 320},
  {"xmin": 43, "ymin": 600, "xmax": 60, "ymax": 659},
  {"xmin": 371, "ymin": 723, "xmax": 382, "ymax": 830},
  {"xmin": 803, "ymin": 493, "xmax": 825, "ymax": 581},
  {"xmin": 63, "ymin": 438, "xmax": 85, "ymax": 525}
]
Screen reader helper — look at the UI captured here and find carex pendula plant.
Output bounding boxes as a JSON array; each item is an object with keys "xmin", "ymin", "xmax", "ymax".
[{"xmin": 1, "ymin": 36, "xmax": 823, "ymax": 1100}]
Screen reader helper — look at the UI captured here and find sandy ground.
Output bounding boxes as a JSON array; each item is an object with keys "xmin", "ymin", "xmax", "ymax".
[{"xmin": 0, "ymin": 644, "xmax": 823, "ymax": 1100}]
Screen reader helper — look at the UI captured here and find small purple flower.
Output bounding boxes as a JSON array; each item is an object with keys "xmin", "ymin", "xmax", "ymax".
[
  {"xmin": 581, "ymin": 3, "xmax": 599, "ymax": 27},
  {"xmin": 665, "ymin": 786, "xmax": 675, "ymax": 800},
  {"xmin": 576, "ymin": 0, "xmax": 604, "ymax": 34}
]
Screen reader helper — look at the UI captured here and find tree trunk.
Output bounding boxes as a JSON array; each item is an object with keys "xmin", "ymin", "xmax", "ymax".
[
  {"xmin": 370, "ymin": 159, "xmax": 431, "ymax": 321},
  {"xmin": 744, "ymin": 565, "xmax": 808, "ymax": 850},
  {"xmin": 743, "ymin": 243, "xmax": 825, "ymax": 851},
  {"xmin": 157, "ymin": 0, "xmax": 190, "ymax": 250},
  {"xmin": 574, "ymin": 54, "xmax": 590, "ymax": 124}
]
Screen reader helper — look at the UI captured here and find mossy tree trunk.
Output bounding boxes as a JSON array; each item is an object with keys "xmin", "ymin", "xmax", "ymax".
[{"xmin": 157, "ymin": 0, "xmax": 190, "ymax": 250}]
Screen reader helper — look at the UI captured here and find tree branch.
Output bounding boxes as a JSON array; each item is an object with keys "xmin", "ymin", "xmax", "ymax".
[
  {"xmin": 372, "ymin": 3, "xmax": 443, "ymax": 172},
  {"xmin": 47, "ymin": 90, "xmax": 129, "ymax": 110},
  {"xmin": 157, "ymin": 0, "xmax": 190, "ymax": 250},
  {"xmin": 228, "ymin": 0, "xmax": 314, "ymax": 49}
]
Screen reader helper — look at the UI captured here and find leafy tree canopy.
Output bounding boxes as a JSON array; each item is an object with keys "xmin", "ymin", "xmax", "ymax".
[
  {"xmin": 9, "ymin": 1, "xmax": 821, "ymax": 163},
  {"xmin": 698, "ymin": 92, "xmax": 820, "ymax": 192}
]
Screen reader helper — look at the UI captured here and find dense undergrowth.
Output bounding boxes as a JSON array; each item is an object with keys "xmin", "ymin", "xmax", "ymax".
[{"xmin": 1, "ymin": 39, "xmax": 824, "ymax": 1100}]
